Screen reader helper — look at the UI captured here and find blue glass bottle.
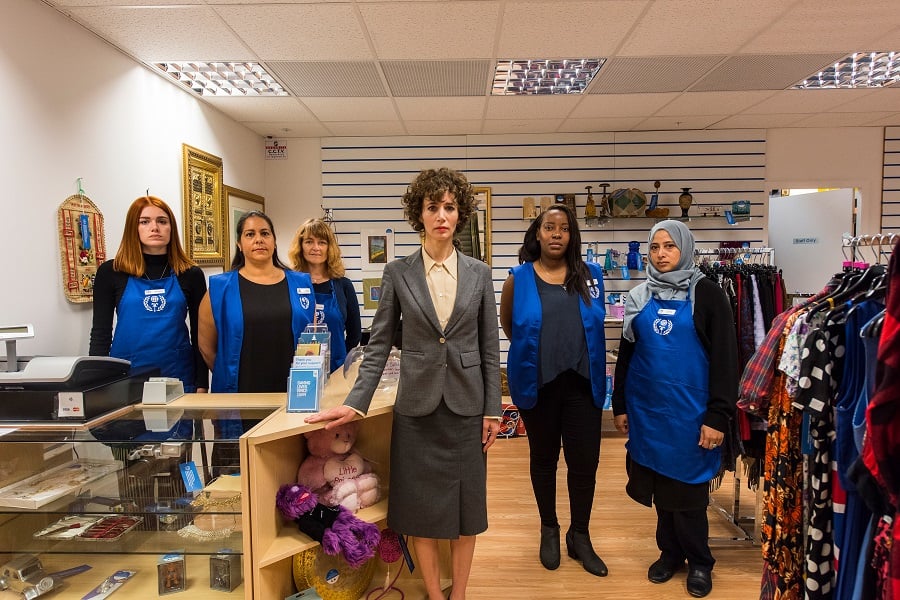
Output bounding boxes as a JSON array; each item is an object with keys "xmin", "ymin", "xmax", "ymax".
[{"xmin": 626, "ymin": 241, "xmax": 641, "ymax": 270}]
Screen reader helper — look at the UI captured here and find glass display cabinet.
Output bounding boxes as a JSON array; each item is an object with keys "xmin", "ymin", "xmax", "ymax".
[{"xmin": 0, "ymin": 394, "xmax": 282, "ymax": 599}]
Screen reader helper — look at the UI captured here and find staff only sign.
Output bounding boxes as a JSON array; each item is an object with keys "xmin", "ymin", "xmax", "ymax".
[{"xmin": 264, "ymin": 138, "xmax": 287, "ymax": 160}]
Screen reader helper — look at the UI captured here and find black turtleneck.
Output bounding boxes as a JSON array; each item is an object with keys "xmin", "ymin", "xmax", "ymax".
[{"xmin": 89, "ymin": 253, "xmax": 209, "ymax": 389}]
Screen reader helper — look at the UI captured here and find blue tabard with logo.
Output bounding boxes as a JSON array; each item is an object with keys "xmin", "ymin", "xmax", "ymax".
[
  {"xmin": 315, "ymin": 281, "xmax": 348, "ymax": 372},
  {"xmin": 109, "ymin": 273, "xmax": 195, "ymax": 391},
  {"xmin": 624, "ymin": 293, "xmax": 720, "ymax": 484}
]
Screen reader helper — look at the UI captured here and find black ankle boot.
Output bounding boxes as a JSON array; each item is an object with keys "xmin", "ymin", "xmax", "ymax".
[
  {"xmin": 565, "ymin": 529, "xmax": 608, "ymax": 577},
  {"xmin": 539, "ymin": 525, "xmax": 560, "ymax": 570}
]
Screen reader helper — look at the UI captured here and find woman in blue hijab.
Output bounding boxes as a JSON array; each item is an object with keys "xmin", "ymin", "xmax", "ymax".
[{"xmin": 612, "ymin": 220, "xmax": 738, "ymax": 598}]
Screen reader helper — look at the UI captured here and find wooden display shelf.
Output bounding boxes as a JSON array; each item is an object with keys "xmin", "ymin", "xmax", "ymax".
[{"xmin": 240, "ymin": 369, "xmax": 443, "ymax": 600}]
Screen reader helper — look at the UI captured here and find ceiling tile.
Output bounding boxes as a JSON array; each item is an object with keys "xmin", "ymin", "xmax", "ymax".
[
  {"xmin": 740, "ymin": 89, "xmax": 876, "ymax": 114},
  {"xmin": 302, "ymin": 98, "xmax": 398, "ymax": 122},
  {"xmin": 266, "ymin": 62, "xmax": 386, "ymax": 97},
  {"xmin": 481, "ymin": 119, "xmax": 564, "ymax": 134},
  {"xmin": 395, "ymin": 97, "xmax": 486, "ymax": 121},
  {"xmin": 216, "ymin": 4, "xmax": 372, "ymax": 61},
  {"xmin": 863, "ymin": 112, "xmax": 900, "ymax": 126},
  {"xmin": 241, "ymin": 121, "xmax": 333, "ymax": 138},
  {"xmin": 741, "ymin": 0, "xmax": 900, "ymax": 54},
  {"xmin": 485, "ymin": 95, "xmax": 580, "ymax": 120},
  {"xmin": 690, "ymin": 54, "xmax": 847, "ymax": 91},
  {"xmin": 405, "ymin": 120, "xmax": 485, "ymax": 135},
  {"xmin": 498, "ymin": 1, "xmax": 649, "ymax": 57},
  {"xmin": 655, "ymin": 91, "xmax": 778, "ymax": 116},
  {"xmin": 589, "ymin": 56, "xmax": 725, "ymax": 93},
  {"xmin": 827, "ymin": 88, "xmax": 900, "ymax": 113},
  {"xmin": 359, "ymin": 1, "xmax": 500, "ymax": 59},
  {"xmin": 66, "ymin": 6, "xmax": 250, "ymax": 60},
  {"xmin": 202, "ymin": 97, "xmax": 317, "ymax": 122},
  {"xmin": 558, "ymin": 117, "xmax": 644, "ymax": 132},
  {"xmin": 569, "ymin": 93, "xmax": 679, "ymax": 118},
  {"xmin": 323, "ymin": 121, "xmax": 407, "ymax": 136},
  {"xmin": 382, "ymin": 60, "xmax": 493, "ymax": 96},
  {"xmin": 634, "ymin": 115, "xmax": 727, "ymax": 130},
  {"xmin": 707, "ymin": 113, "xmax": 810, "ymax": 129},
  {"xmin": 792, "ymin": 111, "xmax": 896, "ymax": 127},
  {"xmin": 618, "ymin": 0, "xmax": 789, "ymax": 56}
]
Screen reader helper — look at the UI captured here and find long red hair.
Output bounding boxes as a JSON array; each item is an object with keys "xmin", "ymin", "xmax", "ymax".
[{"xmin": 113, "ymin": 196, "xmax": 195, "ymax": 276}]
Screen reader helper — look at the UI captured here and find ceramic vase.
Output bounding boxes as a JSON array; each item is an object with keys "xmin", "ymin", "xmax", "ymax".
[{"xmin": 678, "ymin": 187, "xmax": 693, "ymax": 218}]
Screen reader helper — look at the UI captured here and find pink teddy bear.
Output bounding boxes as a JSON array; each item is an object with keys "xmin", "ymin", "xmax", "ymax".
[{"xmin": 297, "ymin": 421, "xmax": 381, "ymax": 512}]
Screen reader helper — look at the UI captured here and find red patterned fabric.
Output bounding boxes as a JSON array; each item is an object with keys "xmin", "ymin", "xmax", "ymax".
[{"xmin": 865, "ymin": 238, "xmax": 900, "ymax": 600}]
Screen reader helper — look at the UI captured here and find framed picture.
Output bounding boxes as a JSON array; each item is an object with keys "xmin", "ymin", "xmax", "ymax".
[
  {"xmin": 473, "ymin": 186, "xmax": 492, "ymax": 265},
  {"xmin": 362, "ymin": 278, "xmax": 382, "ymax": 310},
  {"xmin": 182, "ymin": 144, "xmax": 225, "ymax": 266},
  {"xmin": 360, "ymin": 228, "xmax": 395, "ymax": 270},
  {"xmin": 224, "ymin": 186, "xmax": 265, "ymax": 268}
]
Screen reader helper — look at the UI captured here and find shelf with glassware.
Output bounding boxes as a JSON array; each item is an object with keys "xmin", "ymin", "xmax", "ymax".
[
  {"xmin": 241, "ymin": 366, "xmax": 451, "ymax": 600},
  {"xmin": 0, "ymin": 395, "xmax": 283, "ymax": 599}
]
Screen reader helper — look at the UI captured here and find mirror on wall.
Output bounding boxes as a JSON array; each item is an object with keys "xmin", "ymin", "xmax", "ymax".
[{"xmin": 456, "ymin": 187, "xmax": 492, "ymax": 265}]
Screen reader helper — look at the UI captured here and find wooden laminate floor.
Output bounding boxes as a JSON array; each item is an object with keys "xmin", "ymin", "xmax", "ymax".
[{"xmin": 464, "ymin": 430, "xmax": 763, "ymax": 599}]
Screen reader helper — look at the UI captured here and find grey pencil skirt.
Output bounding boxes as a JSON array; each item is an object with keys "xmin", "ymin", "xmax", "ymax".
[{"xmin": 386, "ymin": 400, "xmax": 488, "ymax": 539}]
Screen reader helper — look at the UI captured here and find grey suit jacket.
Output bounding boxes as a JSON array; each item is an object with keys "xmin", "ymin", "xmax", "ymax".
[{"xmin": 345, "ymin": 249, "xmax": 501, "ymax": 418}]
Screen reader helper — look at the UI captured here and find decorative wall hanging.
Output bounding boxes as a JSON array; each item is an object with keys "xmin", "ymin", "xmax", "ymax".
[
  {"xmin": 609, "ymin": 188, "xmax": 647, "ymax": 217},
  {"xmin": 224, "ymin": 186, "xmax": 265, "ymax": 268},
  {"xmin": 58, "ymin": 184, "xmax": 106, "ymax": 303},
  {"xmin": 182, "ymin": 144, "xmax": 225, "ymax": 266}
]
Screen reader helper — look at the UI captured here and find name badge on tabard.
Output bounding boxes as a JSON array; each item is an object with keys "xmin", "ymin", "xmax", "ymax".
[{"xmin": 657, "ymin": 308, "xmax": 676, "ymax": 316}]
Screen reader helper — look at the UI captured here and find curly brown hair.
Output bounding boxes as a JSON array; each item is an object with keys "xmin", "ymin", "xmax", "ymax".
[{"xmin": 401, "ymin": 168, "xmax": 478, "ymax": 235}]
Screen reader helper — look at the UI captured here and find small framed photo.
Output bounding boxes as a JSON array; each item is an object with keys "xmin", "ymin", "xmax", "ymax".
[
  {"xmin": 158, "ymin": 552, "xmax": 186, "ymax": 594},
  {"xmin": 360, "ymin": 228, "xmax": 395, "ymax": 270}
]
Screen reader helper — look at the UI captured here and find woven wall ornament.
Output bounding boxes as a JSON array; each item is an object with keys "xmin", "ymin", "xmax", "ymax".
[
  {"xmin": 609, "ymin": 188, "xmax": 647, "ymax": 218},
  {"xmin": 58, "ymin": 192, "xmax": 106, "ymax": 303}
]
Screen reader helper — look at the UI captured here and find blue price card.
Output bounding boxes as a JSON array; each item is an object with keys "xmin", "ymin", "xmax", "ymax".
[{"xmin": 179, "ymin": 461, "xmax": 203, "ymax": 492}]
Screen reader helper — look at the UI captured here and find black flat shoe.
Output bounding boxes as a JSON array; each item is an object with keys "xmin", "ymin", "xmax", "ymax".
[
  {"xmin": 565, "ymin": 529, "xmax": 608, "ymax": 577},
  {"xmin": 686, "ymin": 568, "xmax": 712, "ymax": 598},
  {"xmin": 539, "ymin": 525, "xmax": 560, "ymax": 570},
  {"xmin": 648, "ymin": 557, "xmax": 683, "ymax": 583}
]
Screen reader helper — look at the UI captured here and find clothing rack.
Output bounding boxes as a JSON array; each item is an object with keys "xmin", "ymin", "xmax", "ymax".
[
  {"xmin": 841, "ymin": 233, "xmax": 897, "ymax": 265},
  {"xmin": 697, "ymin": 245, "xmax": 777, "ymax": 545},
  {"xmin": 694, "ymin": 246, "xmax": 775, "ymax": 265}
]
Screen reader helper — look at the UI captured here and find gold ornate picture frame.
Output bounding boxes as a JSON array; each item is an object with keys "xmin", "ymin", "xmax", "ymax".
[
  {"xmin": 182, "ymin": 144, "xmax": 225, "ymax": 266},
  {"xmin": 224, "ymin": 186, "xmax": 265, "ymax": 268}
]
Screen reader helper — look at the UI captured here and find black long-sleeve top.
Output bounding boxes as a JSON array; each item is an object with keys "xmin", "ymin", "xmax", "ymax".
[
  {"xmin": 89, "ymin": 253, "xmax": 209, "ymax": 390},
  {"xmin": 611, "ymin": 277, "xmax": 738, "ymax": 433}
]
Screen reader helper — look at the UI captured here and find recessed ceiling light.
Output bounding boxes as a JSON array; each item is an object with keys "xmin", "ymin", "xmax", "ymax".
[
  {"xmin": 154, "ymin": 62, "xmax": 288, "ymax": 97},
  {"xmin": 492, "ymin": 58, "xmax": 605, "ymax": 95},
  {"xmin": 793, "ymin": 51, "xmax": 900, "ymax": 89}
]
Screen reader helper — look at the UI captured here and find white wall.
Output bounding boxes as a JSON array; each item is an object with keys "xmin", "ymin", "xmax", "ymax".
[
  {"xmin": 0, "ymin": 0, "xmax": 265, "ymax": 357},
  {"xmin": 766, "ymin": 127, "xmax": 885, "ymax": 235}
]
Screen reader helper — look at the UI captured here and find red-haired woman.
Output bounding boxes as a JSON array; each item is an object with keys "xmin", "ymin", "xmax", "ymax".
[{"xmin": 90, "ymin": 195, "xmax": 208, "ymax": 393}]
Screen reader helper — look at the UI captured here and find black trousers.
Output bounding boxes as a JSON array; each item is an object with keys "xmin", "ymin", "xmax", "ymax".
[
  {"xmin": 519, "ymin": 370, "xmax": 602, "ymax": 532},
  {"xmin": 655, "ymin": 504, "xmax": 715, "ymax": 571}
]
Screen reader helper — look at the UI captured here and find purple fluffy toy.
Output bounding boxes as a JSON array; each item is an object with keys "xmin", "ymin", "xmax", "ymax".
[{"xmin": 276, "ymin": 483, "xmax": 381, "ymax": 568}]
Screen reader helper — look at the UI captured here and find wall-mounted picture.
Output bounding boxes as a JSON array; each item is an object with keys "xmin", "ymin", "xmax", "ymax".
[
  {"xmin": 224, "ymin": 185, "xmax": 265, "ymax": 268},
  {"xmin": 182, "ymin": 144, "xmax": 225, "ymax": 266},
  {"xmin": 363, "ymin": 278, "xmax": 382, "ymax": 310},
  {"xmin": 360, "ymin": 228, "xmax": 394, "ymax": 270},
  {"xmin": 368, "ymin": 235, "xmax": 387, "ymax": 264}
]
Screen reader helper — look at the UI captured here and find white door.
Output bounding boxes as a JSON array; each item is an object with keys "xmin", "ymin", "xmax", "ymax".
[{"xmin": 768, "ymin": 189, "xmax": 854, "ymax": 295}]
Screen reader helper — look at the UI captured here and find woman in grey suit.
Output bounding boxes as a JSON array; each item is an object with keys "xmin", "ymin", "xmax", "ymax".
[{"xmin": 307, "ymin": 168, "xmax": 502, "ymax": 600}]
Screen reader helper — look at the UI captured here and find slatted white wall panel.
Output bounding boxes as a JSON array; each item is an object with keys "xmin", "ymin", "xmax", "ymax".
[
  {"xmin": 883, "ymin": 127, "xmax": 900, "ymax": 234},
  {"xmin": 322, "ymin": 130, "xmax": 767, "ymax": 366}
]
